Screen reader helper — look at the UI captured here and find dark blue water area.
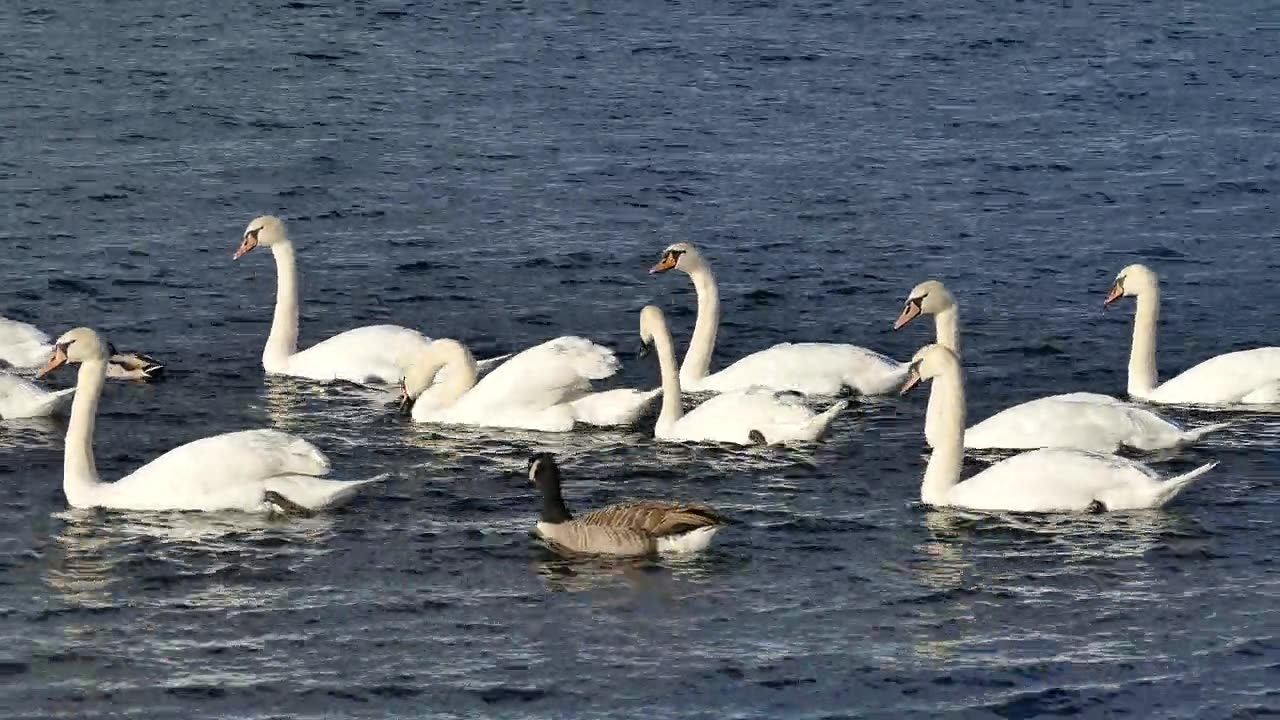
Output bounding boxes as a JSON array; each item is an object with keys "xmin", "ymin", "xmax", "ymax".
[{"xmin": 1, "ymin": 0, "xmax": 1278, "ymax": 717}]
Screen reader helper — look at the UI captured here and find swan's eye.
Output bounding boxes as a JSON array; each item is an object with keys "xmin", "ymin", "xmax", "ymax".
[
  {"xmin": 246, "ymin": 227, "xmax": 262, "ymax": 240},
  {"xmin": 910, "ymin": 294, "xmax": 927, "ymax": 309}
]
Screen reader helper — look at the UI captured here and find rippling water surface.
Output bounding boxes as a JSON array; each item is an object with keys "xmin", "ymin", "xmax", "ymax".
[{"xmin": 2, "ymin": 1, "xmax": 1278, "ymax": 717}]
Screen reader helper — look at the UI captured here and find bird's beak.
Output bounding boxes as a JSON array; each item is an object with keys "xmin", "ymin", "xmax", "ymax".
[
  {"xmin": 900, "ymin": 369, "xmax": 922, "ymax": 395},
  {"xmin": 397, "ymin": 381, "xmax": 414, "ymax": 415},
  {"xmin": 638, "ymin": 340, "xmax": 652, "ymax": 358},
  {"xmin": 649, "ymin": 254, "xmax": 677, "ymax": 274},
  {"xmin": 233, "ymin": 233, "xmax": 258, "ymax": 260},
  {"xmin": 37, "ymin": 346, "xmax": 68, "ymax": 379},
  {"xmin": 1103, "ymin": 282, "xmax": 1124, "ymax": 306},
  {"xmin": 894, "ymin": 301, "xmax": 922, "ymax": 330}
]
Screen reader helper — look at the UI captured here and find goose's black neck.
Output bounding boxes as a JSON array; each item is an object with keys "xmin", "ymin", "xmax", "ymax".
[{"xmin": 531, "ymin": 454, "xmax": 573, "ymax": 524}]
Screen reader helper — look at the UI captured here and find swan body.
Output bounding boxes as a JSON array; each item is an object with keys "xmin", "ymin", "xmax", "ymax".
[
  {"xmin": 529, "ymin": 454, "xmax": 729, "ymax": 556},
  {"xmin": 401, "ymin": 336, "xmax": 657, "ymax": 432},
  {"xmin": 895, "ymin": 279, "xmax": 1229, "ymax": 452},
  {"xmin": 1107, "ymin": 264, "xmax": 1280, "ymax": 404},
  {"xmin": 902, "ymin": 343, "xmax": 1216, "ymax": 513},
  {"xmin": 640, "ymin": 305, "xmax": 847, "ymax": 445},
  {"xmin": 39, "ymin": 327, "xmax": 378, "ymax": 513},
  {"xmin": 651, "ymin": 243, "xmax": 907, "ymax": 395},
  {"xmin": 235, "ymin": 215, "xmax": 505, "ymax": 384},
  {"xmin": 0, "ymin": 372, "xmax": 74, "ymax": 419}
]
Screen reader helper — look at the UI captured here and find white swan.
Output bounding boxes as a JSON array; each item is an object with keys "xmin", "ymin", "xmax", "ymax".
[
  {"xmin": 0, "ymin": 372, "xmax": 74, "ymax": 419},
  {"xmin": 0, "ymin": 315, "xmax": 163, "ymax": 380},
  {"xmin": 1106, "ymin": 263, "xmax": 1280, "ymax": 404},
  {"xmin": 399, "ymin": 336, "xmax": 659, "ymax": 432},
  {"xmin": 895, "ymin": 280, "xmax": 1229, "ymax": 453},
  {"xmin": 650, "ymin": 243, "xmax": 907, "ymax": 396},
  {"xmin": 640, "ymin": 305, "xmax": 848, "ymax": 445},
  {"xmin": 234, "ymin": 215, "xmax": 506, "ymax": 384},
  {"xmin": 37, "ymin": 327, "xmax": 379, "ymax": 513},
  {"xmin": 902, "ymin": 343, "xmax": 1217, "ymax": 513}
]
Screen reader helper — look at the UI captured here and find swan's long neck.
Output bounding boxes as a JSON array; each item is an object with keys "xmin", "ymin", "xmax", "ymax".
[
  {"xmin": 680, "ymin": 264, "xmax": 720, "ymax": 385},
  {"xmin": 652, "ymin": 316, "xmax": 685, "ymax": 434},
  {"xmin": 265, "ymin": 241, "xmax": 301, "ymax": 371},
  {"xmin": 64, "ymin": 360, "xmax": 107, "ymax": 507},
  {"xmin": 1127, "ymin": 288, "xmax": 1160, "ymax": 398},
  {"xmin": 921, "ymin": 361, "xmax": 966, "ymax": 506},
  {"xmin": 934, "ymin": 306, "xmax": 960, "ymax": 356},
  {"xmin": 410, "ymin": 342, "xmax": 478, "ymax": 408}
]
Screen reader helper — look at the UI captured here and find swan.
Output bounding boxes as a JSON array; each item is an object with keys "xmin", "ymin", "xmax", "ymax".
[
  {"xmin": 894, "ymin": 280, "xmax": 1229, "ymax": 453},
  {"xmin": 37, "ymin": 327, "xmax": 379, "ymax": 513},
  {"xmin": 399, "ymin": 336, "xmax": 659, "ymax": 432},
  {"xmin": 1, "ymin": 316, "xmax": 163, "ymax": 380},
  {"xmin": 1106, "ymin": 263, "xmax": 1280, "ymax": 404},
  {"xmin": 649, "ymin": 243, "xmax": 907, "ymax": 396},
  {"xmin": 901, "ymin": 343, "xmax": 1217, "ymax": 513},
  {"xmin": 640, "ymin": 305, "xmax": 848, "ymax": 445},
  {"xmin": 0, "ymin": 372, "xmax": 74, "ymax": 419},
  {"xmin": 233, "ymin": 215, "xmax": 507, "ymax": 384},
  {"xmin": 529, "ymin": 453, "xmax": 730, "ymax": 556}
]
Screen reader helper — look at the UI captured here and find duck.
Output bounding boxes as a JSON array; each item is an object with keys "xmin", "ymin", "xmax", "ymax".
[
  {"xmin": 901, "ymin": 343, "xmax": 1217, "ymax": 513},
  {"xmin": 233, "ymin": 215, "xmax": 507, "ymax": 384},
  {"xmin": 36, "ymin": 327, "xmax": 380, "ymax": 513},
  {"xmin": 528, "ymin": 453, "xmax": 730, "ymax": 556},
  {"xmin": 649, "ymin": 243, "xmax": 907, "ymax": 396},
  {"xmin": 1, "ymin": 315, "xmax": 163, "ymax": 380},
  {"xmin": 639, "ymin": 305, "xmax": 847, "ymax": 445},
  {"xmin": 1105, "ymin": 263, "xmax": 1280, "ymax": 404},
  {"xmin": 894, "ymin": 279, "xmax": 1229, "ymax": 453},
  {"xmin": 398, "ymin": 336, "xmax": 659, "ymax": 432}
]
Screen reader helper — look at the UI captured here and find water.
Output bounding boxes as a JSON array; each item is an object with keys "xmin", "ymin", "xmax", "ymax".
[{"xmin": 2, "ymin": 0, "xmax": 1278, "ymax": 717}]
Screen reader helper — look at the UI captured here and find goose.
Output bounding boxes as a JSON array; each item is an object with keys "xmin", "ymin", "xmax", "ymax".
[
  {"xmin": 640, "ymin": 305, "xmax": 848, "ymax": 445},
  {"xmin": 0, "ymin": 372, "xmax": 74, "ymax": 419},
  {"xmin": 1, "ymin": 316, "xmax": 163, "ymax": 380},
  {"xmin": 399, "ymin": 336, "xmax": 659, "ymax": 432},
  {"xmin": 649, "ymin": 243, "xmax": 907, "ymax": 396},
  {"xmin": 36, "ymin": 327, "xmax": 379, "ymax": 513},
  {"xmin": 901, "ymin": 343, "xmax": 1217, "ymax": 513},
  {"xmin": 894, "ymin": 280, "xmax": 1229, "ymax": 453},
  {"xmin": 528, "ymin": 453, "xmax": 730, "ymax": 556},
  {"xmin": 1106, "ymin": 263, "xmax": 1280, "ymax": 404},
  {"xmin": 233, "ymin": 215, "xmax": 507, "ymax": 384}
]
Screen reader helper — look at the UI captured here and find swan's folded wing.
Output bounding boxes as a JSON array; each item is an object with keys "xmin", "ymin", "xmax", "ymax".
[
  {"xmin": 117, "ymin": 429, "xmax": 331, "ymax": 492},
  {"xmin": 0, "ymin": 373, "xmax": 72, "ymax": 419},
  {"xmin": 288, "ymin": 325, "xmax": 433, "ymax": 383},
  {"xmin": 463, "ymin": 336, "xmax": 621, "ymax": 409},
  {"xmin": 0, "ymin": 317, "xmax": 52, "ymax": 368},
  {"xmin": 708, "ymin": 342, "xmax": 904, "ymax": 395},
  {"xmin": 1152, "ymin": 347, "xmax": 1280, "ymax": 404}
]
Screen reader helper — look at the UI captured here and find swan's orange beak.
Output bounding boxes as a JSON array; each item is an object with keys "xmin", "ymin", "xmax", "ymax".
[
  {"xmin": 36, "ymin": 346, "xmax": 68, "ymax": 379},
  {"xmin": 894, "ymin": 301, "xmax": 922, "ymax": 330},
  {"xmin": 1104, "ymin": 282, "xmax": 1124, "ymax": 306},
  {"xmin": 233, "ymin": 233, "xmax": 258, "ymax": 260},
  {"xmin": 900, "ymin": 369, "xmax": 922, "ymax": 395},
  {"xmin": 649, "ymin": 252, "xmax": 678, "ymax": 274}
]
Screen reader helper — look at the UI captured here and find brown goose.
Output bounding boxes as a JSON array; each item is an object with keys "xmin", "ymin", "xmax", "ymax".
[{"xmin": 529, "ymin": 453, "xmax": 731, "ymax": 557}]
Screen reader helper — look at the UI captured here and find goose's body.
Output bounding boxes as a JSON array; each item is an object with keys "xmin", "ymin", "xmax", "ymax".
[
  {"xmin": 640, "ymin": 305, "xmax": 847, "ymax": 445},
  {"xmin": 39, "ymin": 327, "xmax": 378, "ymax": 513},
  {"xmin": 651, "ymin": 243, "xmax": 907, "ymax": 396},
  {"xmin": 895, "ymin": 280, "xmax": 1228, "ymax": 452},
  {"xmin": 529, "ymin": 454, "xmax": 729, "ymax": 556},
  {"xmin": 0, "ymin": 372, "xmax": 74, "ymax": 419},
  {"xmin": 235, "ymin": 216, "xmax": 505, "ymax": 384},
  {"xmin": 903, "ymin": 344, "xmax": 1216, "ymax": 513},
  {"xmin": 402, "ymin": 336, "xmax": 658, "ymax": 432},
  {"xmin": 1107, "ymin": 264, "xmax": 1280, "ymax": 405}
]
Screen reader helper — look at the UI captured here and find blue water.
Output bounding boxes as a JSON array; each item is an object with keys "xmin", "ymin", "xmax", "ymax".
[{"xmin": 2, "ymin": 1, "xmax": 1278, "ymax": 717}]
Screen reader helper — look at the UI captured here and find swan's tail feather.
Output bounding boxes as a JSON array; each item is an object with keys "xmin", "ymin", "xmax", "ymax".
[
  {"xmin": 1153, "ymin": 461, "xmax": 1218, "ymax": 507},
  {"xmin": 656, "ymin": 526, "xmax": 720, "ymax": 554},
  {"xmin": 1178, "ymin": 421, "xmax": 1233, "ymax": 447},
  {"xmin": 801, "ymin": 399, "xmax": 850, "ymax": 441},
  {"xmin": 475, "ymin": 353, "xmax": 513, "ymax": 375},
  {"xmin": 6, "ymin": 387, "xmax": 75, "ymax": 419}
]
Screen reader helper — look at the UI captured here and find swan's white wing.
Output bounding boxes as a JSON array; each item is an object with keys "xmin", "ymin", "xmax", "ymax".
[
  {"xmin": 1150, "ymin": 347, "xmax": 1280, "ymax": 404},
  {"xmin": 283, "ymin": 325, "xmax": 433, "ymax": 383},
  {"xmin": 698, "ymin": 342, "xmax": 905, "ymax": 395},
  {"xmin": 568, "ymin": 388, "xmax": 661, "ymax": 427},
  {"xmin": 965, "ymin": 396, "xmax": 1186, "ymax": 452},
  {"xmin": 0, "ymin": 317, "xmax": 52, "ymax": 369},
  {"xmin": 0, "ymin": 373, "xmax": 73, "ymax": 419},
  {"xmin": 107, "ymin": 430, "xmax": 331, "ymax": 510},
  {"xmin": 458, "ymin": 336, "xmax": 621, "ymax": 410},
  {"xmin": 948, "ymin": 449, "xmax": 1164, "ymax": 512},
  {"xmin": 669, "ymin": 387, "xmax": 826, "ymax": 444}
]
